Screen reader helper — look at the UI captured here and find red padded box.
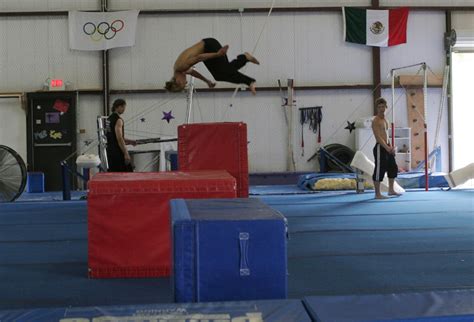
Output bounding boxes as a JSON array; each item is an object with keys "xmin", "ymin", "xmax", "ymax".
[
  {"xmin": 87, "ymin": 170, "xmax": 237, "ymax": 278},
  {"xmin": 178, "ymin": 122, "xmax": 249, "ymax": 198}
]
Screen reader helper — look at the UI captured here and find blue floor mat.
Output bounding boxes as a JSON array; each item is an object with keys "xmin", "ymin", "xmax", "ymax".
[
  {"xmin": 0, "ymin": 189, "xmax": 472, "ymax": 309},
  {"xmin": 16, "ymin": 190, "xmax": 87, "ymax": 202},
  {"xmin": 289, "ymin": 253, "xmax": 474, "ymax": 297}
]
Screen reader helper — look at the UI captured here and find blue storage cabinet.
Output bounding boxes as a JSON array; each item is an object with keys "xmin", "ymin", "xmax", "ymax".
[{"xmin": 171, "ymin": 198, "xmax": 288, "ymax": 303}]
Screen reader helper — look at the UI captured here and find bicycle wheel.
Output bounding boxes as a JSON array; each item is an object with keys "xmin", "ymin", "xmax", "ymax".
[{"xmin": 0, "ymin": 145, "xmax": 27, "ymax": 202}]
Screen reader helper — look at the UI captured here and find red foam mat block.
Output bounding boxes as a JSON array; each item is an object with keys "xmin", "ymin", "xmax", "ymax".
[
  {"xmin": 178, "ymin": 122, "xmax": 249, "ymax": 197},
  {"xmin": 88, "ymin": 170, "xmax": 237, "ymax": 278}
]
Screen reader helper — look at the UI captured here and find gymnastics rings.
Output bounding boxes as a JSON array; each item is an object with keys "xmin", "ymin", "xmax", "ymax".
[{"xmin": 83, "ymin": 20, "xmax": 124, "ymax": 41}]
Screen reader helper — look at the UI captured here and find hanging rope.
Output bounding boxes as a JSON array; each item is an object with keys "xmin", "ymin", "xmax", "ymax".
[
  {"xmin": 429, "ymin": 65, "xmax": 449, "ymax": 152},
  {"xmin": 221, "ymin": 0, "xmax": 276, "ymax": 120}
]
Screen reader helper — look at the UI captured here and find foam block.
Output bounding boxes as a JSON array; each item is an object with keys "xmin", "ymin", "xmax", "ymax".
[
  {"xmin": 351, "ymin": 150, "xmax": 405, "ymax": 194},
  {"xmin": 444, "ymin": 163, "xmax": 474, "ymax": 188},
  {"xmin": 178, "ymin": 122, "xmax": 249, "ymax": 197},
  {"xmin": 171, "ymin": 198, "xmax": 288, "ymax": 303},
  {"xmin": 88, "ymin": 170, "xmax": 237, "ymax": 278},
  {"xmin": 26, "ymin": 172, "xmax": 45, "ymax": 193}
]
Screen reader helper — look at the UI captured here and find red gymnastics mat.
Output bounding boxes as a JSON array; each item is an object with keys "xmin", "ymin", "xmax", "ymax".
[
  {"xmin": 178, "ymin": 122, "xmax": 249, "ymax": 198},
  {"xmin": 88, "ymin": 170, "xmax": 236, "ymax": 278}
]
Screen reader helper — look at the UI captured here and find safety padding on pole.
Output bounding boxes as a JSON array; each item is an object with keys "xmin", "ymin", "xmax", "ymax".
[{"xmin": 178, "ymin": 122, "xmax": 249, "ymax": 198}]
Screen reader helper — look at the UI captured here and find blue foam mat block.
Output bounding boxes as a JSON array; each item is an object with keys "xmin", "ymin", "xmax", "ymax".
[
  {"xmin": 303, "ymin": 290, "xmax": 474, "ymax": 322},
  {"xmin": 26, "ymin": 172, "xmax": 44, "ymax": 193},
  {"xmin": 0, "ymin": 299, "xmax": 311, "ymax": 322},
  {"xmin": 171, "ymin": 198, "xmax": 288, "ymax": 303}
]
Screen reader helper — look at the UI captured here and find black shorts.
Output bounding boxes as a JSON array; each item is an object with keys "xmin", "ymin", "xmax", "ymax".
[
  {"xmin": 372, "ymin": 143, "xmax": 398, "ymax": 181},
  {"xmin": 200, "ymin": 38, "xmax": 255, "ymax": 86},
  {"xmin": 202, "ymin": 38, "xmax": 222, "ymax": 53},
  {"xmin": 107, "ymin": 149, "xmax": 133, "ymax": 172}
]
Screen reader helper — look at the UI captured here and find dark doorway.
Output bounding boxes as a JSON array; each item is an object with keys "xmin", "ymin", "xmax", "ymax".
[{"xmin": 26, "ymin": 92, "xmax": 77, "ymax": 191}]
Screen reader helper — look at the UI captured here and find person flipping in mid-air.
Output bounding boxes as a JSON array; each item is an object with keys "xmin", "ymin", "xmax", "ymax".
[{"xmin": 165, "ymin": 38, "xmax": 260, "ymax": 94}]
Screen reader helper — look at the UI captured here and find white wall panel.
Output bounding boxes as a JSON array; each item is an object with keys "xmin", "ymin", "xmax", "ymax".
[
  {"xmin": 294, "ymin": 12, "xmax": 372, "ymax": 85},
  {"xmin": 0, "ymin": 98, "xmax": 26, "ymax": 162},
  {"xmin": 110, "ymin": 11, "xmax": 372, "ymax": 89},
  {"xmin": 0, "ymin": 16, "xmax": 101, "ymax": 92},
  {"xmin": 295, "ymin": 90, "xmax": 373, "ymax": 170},
  {"xmin": 381, "ymin": 0, "xmax": 474, "ymax": 6},
  {"xmin": 0, "ymin": 0, "xmax": 99, "ymax": 11},
  {"xmin": 107, "ymin": 90, "xmax": 377, "ymax": 172},
  {"xmin": 0, "ymin": 3, "xmax": 454, "ymax": 173},
  {"xmin": 76, "ymin": 95, "xmax": 102, "ymax": 156},
  {"xmin": 109, "ymin": 0, "xmax": 370, "ymax": 11},
  {"xmin": 452, "ymin": 12, "xmax": 474, "ymax": 30},
  {"xmin": 381, "ymin": 11, "xmax": 446, "ymax": 82}
]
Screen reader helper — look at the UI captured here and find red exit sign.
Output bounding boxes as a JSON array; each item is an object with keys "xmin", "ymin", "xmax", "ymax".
[{"xmin": 48, "ymin": 79, "xmax": 65, "ymax": 91}]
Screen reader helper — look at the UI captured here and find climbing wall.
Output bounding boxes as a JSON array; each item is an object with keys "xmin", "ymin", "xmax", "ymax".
[{"xmin": 406, "ymin": 88, "xmax": 425, "ymax": 170}]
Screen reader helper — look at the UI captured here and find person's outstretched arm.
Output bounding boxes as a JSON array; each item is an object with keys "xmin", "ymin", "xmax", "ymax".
[
  {"xmin": 186, "ymin": 69, "xmax": 216, "ymax": 88},
  {"xmin": 124, "ymin": 138, "xmax": 137, "ymax": 146}
]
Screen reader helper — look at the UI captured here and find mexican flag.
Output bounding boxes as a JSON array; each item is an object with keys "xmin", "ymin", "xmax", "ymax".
[{"xmin": 343, "ymin": 7, "xmax": 409, "ymax": 47}]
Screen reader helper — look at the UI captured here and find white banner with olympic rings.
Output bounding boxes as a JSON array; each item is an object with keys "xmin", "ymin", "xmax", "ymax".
[{"xmin": 69, "ymin": 10, "xmax": 139, "ymax": 51}]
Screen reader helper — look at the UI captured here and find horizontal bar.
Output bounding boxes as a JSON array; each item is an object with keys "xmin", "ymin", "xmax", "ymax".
[
  {"xmin": 0, "ymin": 93, "xmax": 22, "ymax": 98},
  {"xmin": 34, "ymin": 143, "xmax": 72, "ymax": 147},
  {"xmin": 391, "ymin": 62, "xmax": 426, "ymax": 72},
  {"xmin": 110, "ymin": 83, "xmax": 441, "ymax": 95},
  {"xmin": 1, "ymin": 83, "xmax": 442, "ymax": 100},
  {"xmin": 0, "ymin": 6, "xmax": 473, "ymax": 17},
  {"xmin": 129, "ymin": 149, "xmax": 161, "ymax": 155},
  {"xmin": 299, "ymin": 106, "xmax": 322, "ymax": 110},
  {"xmin": 111, "ymin": 84, "xmax": 376, "ymax": 95}
]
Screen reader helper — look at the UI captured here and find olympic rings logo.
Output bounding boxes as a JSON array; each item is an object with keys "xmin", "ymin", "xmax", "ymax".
[{"xmin": 83, "ymin": 20, "xmax": 124, "ymax": 41}]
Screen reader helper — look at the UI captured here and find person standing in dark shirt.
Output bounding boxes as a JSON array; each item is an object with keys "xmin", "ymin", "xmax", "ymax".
[{"xmin": 106, "ymin": 99, "xmax": 136, "ymax": 172}]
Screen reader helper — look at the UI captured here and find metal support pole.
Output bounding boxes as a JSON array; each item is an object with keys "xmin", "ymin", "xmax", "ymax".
[
  {"xmin": 97, "ymin": 116, "xmax": 109, "ymax": 171},
  {"xmin": 391, "ymin": 70, "xmax": 396, "ymax": 148},
  {"xmin": 355, "ymin": 169, "xmax": 365, "ymax": 193},
  {"xmin": 101, "ymin": 0, "xmax": 109, "ymax": 115},
  {"xmin": 423, "ymin": 63, "xmax": 429, "ymax": 191},
  {"xmin": 185, "ymin": 76, "xmax": 195, "ymax": 124},
  {"xmin": 61, "ymin": 161, "xmax": 71, "ymax": 201},
  {"xmin": 287, "ymin": 79, "xmax": 296, "ymax": 171},
  {"xmin": 82, "ymin": 168, "xmax": 90, "ymax": 190},
  {"xmin": 319, "ymin": 149, "xmax": 327, "ymax": 173}
]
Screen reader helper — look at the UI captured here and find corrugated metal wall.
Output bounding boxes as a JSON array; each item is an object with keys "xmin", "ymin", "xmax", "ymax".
[{"xmin": 0, "ymin": 1, "xmax": 472, "ymax": 172}]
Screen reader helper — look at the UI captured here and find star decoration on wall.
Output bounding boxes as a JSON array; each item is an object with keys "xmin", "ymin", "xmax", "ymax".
[
  {"xmin": 161, "ymin": 110, "xmax": 175, "ymax": 123},
  {"xmin": 345, "ymin": 121, "xmax": 356, "ymax": 133}
]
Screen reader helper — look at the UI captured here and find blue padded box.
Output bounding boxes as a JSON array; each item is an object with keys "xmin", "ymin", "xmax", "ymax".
[
  {"xmin": 26, "ymin": 172, "xmax": 45, "ymax": 193},
  {"xmin": 0, "ymin": 299, "xmax": 311, "ymax": 322},
  {"xmin": 171, "ymin": 198, "xmax": 288, "ymax": 303}
]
